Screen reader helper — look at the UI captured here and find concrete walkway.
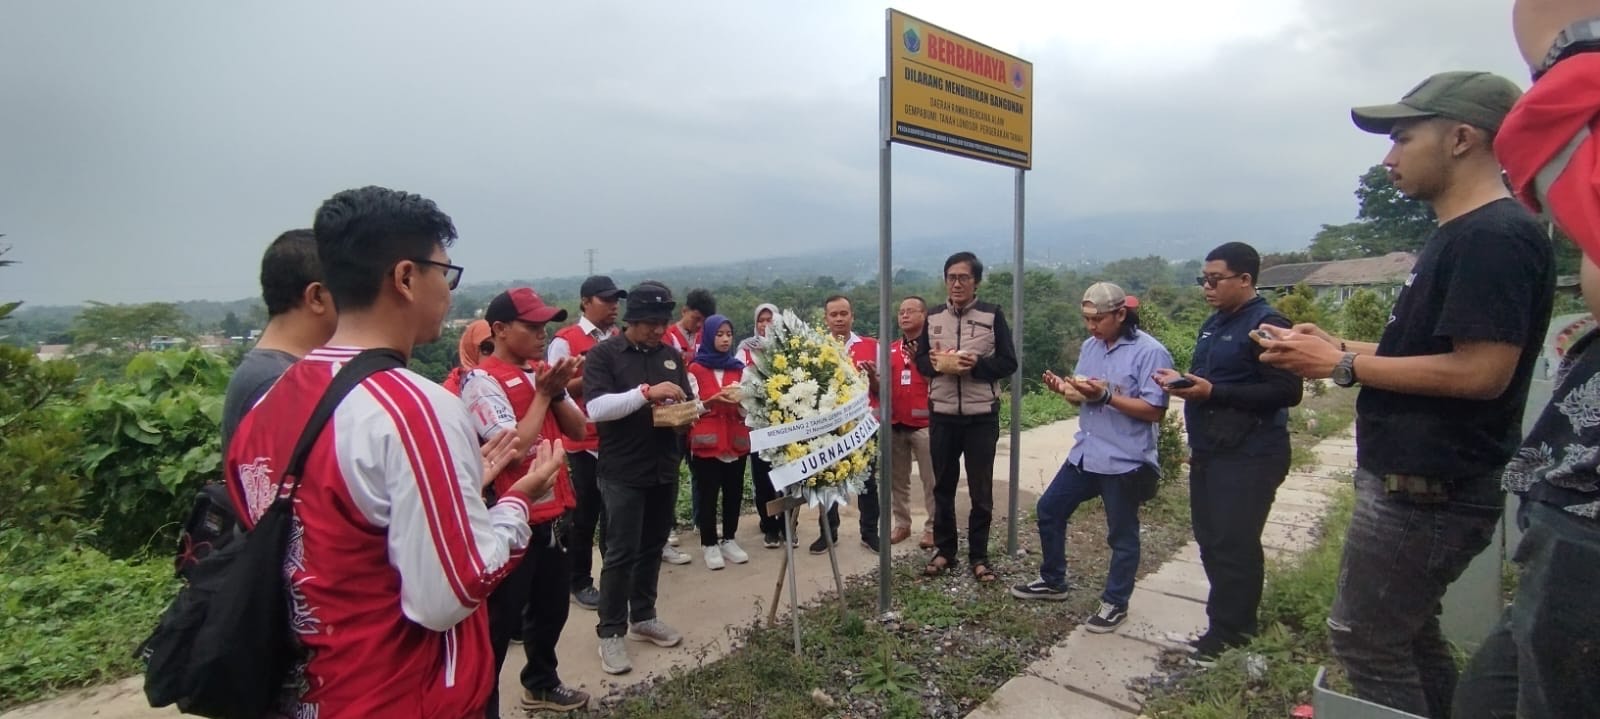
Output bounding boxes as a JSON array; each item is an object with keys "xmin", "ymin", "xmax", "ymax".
[
  {"xmin": 3, "ymin": 416, "xmax": 1091, "ymax": 719},
  {"xmin": 966, "ymin": 434, "xmax": 1357, "ymax": 719}
]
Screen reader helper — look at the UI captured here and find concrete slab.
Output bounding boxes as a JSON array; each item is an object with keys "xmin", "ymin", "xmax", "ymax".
[
  {"xmin": 968, "ymin": 675, "xmax": 1132, "ymax": 719},
  {"xmin": 1031, "ymin": 629, "xmax": 1161, "ymax": 710},
  {"xmin": 1277, "ymin": 487, "xmax": 1336, "ymax": 509},
  {"xmin": 1172, "ymin": 542, "xmax": 1203, "ymax": 565},
  {"xmin": 1134, "ymin": 557, "xmax": 1212, "ymax": 603},
  {"xmin": 1120, "ymin": 588, "xmax": 1208, "ymax": 645},
  {"xmin": 1262, "ymin": 520, "xmax": 1319, "ymax": 554}
]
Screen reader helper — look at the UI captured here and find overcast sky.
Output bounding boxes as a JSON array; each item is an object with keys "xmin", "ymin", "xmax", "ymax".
[{"xmin": 1, "ymin": 0, "xmax": 1528, "ymax": 306}]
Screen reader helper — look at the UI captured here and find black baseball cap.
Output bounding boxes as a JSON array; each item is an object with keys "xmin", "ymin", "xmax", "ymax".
[
  {"xmin": 579, "ymin": 275, "xmax": 627, "ymax": 300},
  {"xmin": 1351, "ymin": 71, "xmax": 1523, "ymax": 135}
]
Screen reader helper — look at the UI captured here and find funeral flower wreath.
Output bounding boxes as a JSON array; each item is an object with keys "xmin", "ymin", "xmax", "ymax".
[{"xmin": 739, "ymin": 309, "xmax": 879, "ymax": 509}]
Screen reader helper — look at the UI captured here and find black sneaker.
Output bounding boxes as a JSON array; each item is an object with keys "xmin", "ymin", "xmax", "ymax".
[
  {"xmin": 521, "ymin": 684, "xmax": 590, "ymax": 712},
  {"xmin": 1085, "ymin": 601, "xmax": 1127, "ymax": 633},
  {"xmin": 861, "ymin": 534, "xmax": 880, "ymax": 553},
  {"xmin": 808, "ymin": 536, "xmax": 829, "ymax": 555},
  {"xmin": 571, "ymin": 584, "xmax": 600, "ymax": 611},
  {"xmin": 763, "ymin": 531, "xmax": 783, "ymax": 548},
  {"xmin": 1009, "ymin": 578, "xmax": 1070, "ymax": 601}
]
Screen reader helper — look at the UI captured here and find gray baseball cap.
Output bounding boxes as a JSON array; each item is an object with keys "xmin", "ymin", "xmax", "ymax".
[{"xmin": 1081, "ymin": 282, "xmax": 1127, "ymax": 315}]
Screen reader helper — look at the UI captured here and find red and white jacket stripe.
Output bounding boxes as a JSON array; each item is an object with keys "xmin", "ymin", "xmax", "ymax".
[{"xmin": 226, "ymin": 346, "xmax": 532, "ymax": 719}]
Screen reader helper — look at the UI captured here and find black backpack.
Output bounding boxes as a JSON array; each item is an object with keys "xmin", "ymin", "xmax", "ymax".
[{"xmin": 137, "ymin": 349, "xmax": 404, "ymax": 718}]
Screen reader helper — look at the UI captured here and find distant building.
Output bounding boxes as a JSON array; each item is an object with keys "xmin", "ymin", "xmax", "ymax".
[
  {"xmin": 149, "ymin": 336, "xmax": 188, "ymax": 351},
  {"xmin": 35, "ymin": 344, "xmax": 70, "ymax": 362},
  {"xmin": 1257, "ymin": 252, "xmax": 1417, "ymax": 302}
]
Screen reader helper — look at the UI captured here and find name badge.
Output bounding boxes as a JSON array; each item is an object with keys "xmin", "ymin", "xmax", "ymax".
[{"xmin": 900, "ymin": 369, "xmax": 912, "ymax": 386}]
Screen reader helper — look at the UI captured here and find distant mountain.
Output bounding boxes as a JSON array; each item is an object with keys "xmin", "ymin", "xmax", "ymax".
[{"xmin": 10, "ymin": 205, "xmax": 1344, "ymax": 325}]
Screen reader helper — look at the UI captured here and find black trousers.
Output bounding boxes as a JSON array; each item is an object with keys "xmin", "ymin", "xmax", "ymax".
[
  {"xmin": 565, "ymin": 452, "xmax": 606, "ymax": 593},
  {"xmin": 690, "ymin": 455, "xmax": 748, "ymax": 546},
  {"xmin": 486, "ymin": 522, "xmax": 572, "ymax": 717},
  {"xmin": 1189, "ymin": 450, "xmax": 1289, "ymax": 648},
  {"xmin": 596, "ymin": 481, "xmax": 675, "ymax": 638},
  {"xmin": 930, "ymin": 412, "xmax": 1000, "ymax": 565},
  {"xmin": 752, "ymin": 456, "xmax": 783, "ymax": 535},
  {"xmin": 822, "ymin": 463, "xmax": 881, "ymax": 541}
]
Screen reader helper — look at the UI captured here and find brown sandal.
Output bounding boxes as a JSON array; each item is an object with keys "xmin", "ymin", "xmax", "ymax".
[
  {"xmin": 972, "ymin": 563, "xmax": 998, "ymax": 583},
  {"xmin": 924, "ymin": 555, "xmax": 953, "ymax": 577}
]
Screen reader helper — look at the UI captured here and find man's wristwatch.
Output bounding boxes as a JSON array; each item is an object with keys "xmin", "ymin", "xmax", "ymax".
[
  {"xmin": 1536, "ymin": 16, "xmax": 1600, "ymax": 79},
  {"xmin": 1331, "ymin": 352, "xmax": 1359, "ymax": 388}
]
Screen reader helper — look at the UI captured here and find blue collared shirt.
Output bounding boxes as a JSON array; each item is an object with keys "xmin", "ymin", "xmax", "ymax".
[{"xmin": 1067, "ymin": 329, "xmax": 1173, "ymax": 475}]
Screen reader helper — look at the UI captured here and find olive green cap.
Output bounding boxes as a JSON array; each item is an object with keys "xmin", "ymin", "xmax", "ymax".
[{"xmin": 1350, "ymin": 71, "xmax": 1523, "ymax": 135}]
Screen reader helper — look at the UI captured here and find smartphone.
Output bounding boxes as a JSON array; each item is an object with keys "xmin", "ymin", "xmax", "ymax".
[
  {"xmin": 1164, "ymin": 377, "xmax": 1196, "ymax": 390},
  {"xmin": 1250, "ymin": 328, "xmax": 1276, "ymax": 344}
]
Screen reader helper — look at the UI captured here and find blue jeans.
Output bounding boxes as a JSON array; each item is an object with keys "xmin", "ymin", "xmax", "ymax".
[
  {"xmin": 1329, "ymin": 469, "xmax": 1502, "ymax": 719},
  {"xmin": 1454, "ymin": 500, "xmax": 1600, "ymax": 719},
  {"xmin": 1036, "ymin": 461, "xmax": 1142, "ymax": 608}
]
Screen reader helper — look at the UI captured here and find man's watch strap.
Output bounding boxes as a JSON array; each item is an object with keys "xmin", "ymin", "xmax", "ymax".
[{"xmin": 1332, "ymin": 352, "xmax": 1359, "ymax": 387}]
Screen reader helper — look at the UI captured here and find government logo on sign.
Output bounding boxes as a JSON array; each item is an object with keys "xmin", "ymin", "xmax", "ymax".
[
  {"xmin": 902, "ymin": 25, "xmax": 920, "ymax": 53},
  {"xmin": 1010, "ymin": 63, "xmax": 1025, "ymax": 90}
]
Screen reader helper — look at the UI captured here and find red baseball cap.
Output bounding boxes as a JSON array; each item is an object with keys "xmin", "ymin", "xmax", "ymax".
[{"xmin": 485, "ymin": 287, "xmax": 568, "ymax": 324}]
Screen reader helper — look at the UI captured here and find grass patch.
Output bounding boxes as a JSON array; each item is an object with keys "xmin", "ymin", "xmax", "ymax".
[
  {"xmin": 999, "ymin": 389, "xmax": 1079, "ymax": 433},
  {"xmin": 1141, "ymin": 486, "xmax": 1356, "ymax": 718},
  {"xmin": 1288, "ymin": 382, "xmax": 1357, "ymax": 470},
  {"xmin": 0, "ymin": 547, "xmax": 177, "ymax": 710},
  {"xmin": 594, "ymin": 475, "xmax": 1194, "ymax": 718}
]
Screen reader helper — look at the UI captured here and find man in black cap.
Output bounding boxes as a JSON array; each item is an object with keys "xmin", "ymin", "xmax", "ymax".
[
  {"xmin": 580, "ymin": 281, "xmax": 694, "ymax": 676},
  {"xmin": 1261, "ymin": 71, "xmax": 1555, "ymax": 717},
  {"xmin": 549, "ymin": 276, "xmax": 627, "ymax": 611}
]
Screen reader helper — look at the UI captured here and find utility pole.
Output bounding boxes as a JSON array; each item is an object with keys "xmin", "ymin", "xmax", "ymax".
[{"xmin": 585, "ymin": 248, "xmax": 597, "ymax": 276}]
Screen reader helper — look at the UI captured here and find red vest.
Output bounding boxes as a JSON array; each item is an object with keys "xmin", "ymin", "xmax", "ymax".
[
  {"xmin": 686, "ymin": 362, "xmax": 750, "ymax": 459},
  {"xmin": 889, "ymin": 338, "xmax": 931, "ymax": 428},
  {"xmin": 475, "ymin": 356, "xmax": 575, "ymax": 525},
  {"xmin": 553, "ymin": 324, "xmax": 603, "ymax": 453}
]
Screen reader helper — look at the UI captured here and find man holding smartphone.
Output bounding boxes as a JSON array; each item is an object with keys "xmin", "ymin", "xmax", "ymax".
[
  {"xmin": 1155, "ymin": 242, "xmax": 1302, "ymax": 663},
  {"xmin": 1259, "ymin": 73, "xmax": 1553, "ymax": 716}
]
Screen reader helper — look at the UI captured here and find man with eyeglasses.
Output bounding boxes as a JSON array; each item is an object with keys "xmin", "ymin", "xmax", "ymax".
[
  {"xmin": 1259, "ymin": 74, "xmax": 1554, "ymax": 716},
  {"xmin": 1154, "ymin": 242, "xmax": 1302, "ymax": 663},
  {"xmin": 226, "ymin": 186, "xmax": 567, "ymax": 717},
  {"xmin": 914, "ymin": 251, "xmax": 1019, "ymax": 584},
  {"xmin": 548, "ymin": 276, "xmax": 628, "ymax": 611}
]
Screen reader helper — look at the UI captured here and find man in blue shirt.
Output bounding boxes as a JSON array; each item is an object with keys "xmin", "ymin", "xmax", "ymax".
[
  {"xmin": 1156, "ymin": 242, "xmax": 1302, "ymax": 662},
  {"xmin": 1012, "ymin": 282, "xmax": 1172, "ymax": 634}
]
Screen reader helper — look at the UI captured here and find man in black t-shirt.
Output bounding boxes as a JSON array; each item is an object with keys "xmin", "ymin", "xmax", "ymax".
[
  {"xmin": 1261, "ymin": 71, "xmax": 1553, "ymax": 718},
  {"xmin": 581, "ymin": 282, "xmax": 695, "ymax": 677}
]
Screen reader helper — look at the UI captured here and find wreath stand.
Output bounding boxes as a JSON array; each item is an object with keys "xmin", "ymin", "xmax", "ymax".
[{"xmin": 765, "ymin": 489, "xmax": 848, "ymax": 655}]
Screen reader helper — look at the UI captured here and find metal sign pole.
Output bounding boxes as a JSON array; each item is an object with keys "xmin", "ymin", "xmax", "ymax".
[
  {"xmin": 1006, "ymin": 169, "xmax": 1025, "ymax": 555},
  {"xmin": 876, "ymin": 75, "xmax": 894, "ymax": 615}
]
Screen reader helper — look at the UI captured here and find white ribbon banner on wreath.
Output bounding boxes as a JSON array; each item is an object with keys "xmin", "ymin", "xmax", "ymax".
[
  {"xmin": 747, "ymin": 392, "xmax": 871, "ymax": 452},
  {"xmin": 767, "ymin": 413, "xmax": 880, "ymax": 492}
]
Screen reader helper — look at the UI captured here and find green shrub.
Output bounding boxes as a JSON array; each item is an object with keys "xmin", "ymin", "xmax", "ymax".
[
  {"xmin": 0, "ymin": 547, "xmax": 176, "ymax": 710},
  {"xmin": 70, "ymin": 349, "xmax": 230, "ymax": 558},
  {"xmin": 0, "ymin": 345, "xmax": 84, "ymax": 557}
]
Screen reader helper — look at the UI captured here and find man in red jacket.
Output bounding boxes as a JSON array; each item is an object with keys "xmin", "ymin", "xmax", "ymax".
[
  {"xmin": 459, "ymin": 288, "xmax": 588, "ymax": 715},
  {"xmin": 816, "ymin": 295, "xmax": 882, "ymax": 554},
  {"xmin": 226, "ymin": 186, "xmax": 565, "ymax": 718},
  {"xmin": 889, "ymin": 296, "xmax": 938, "ymax": 548},
  {"xmin": 548, "ymin": 275, "xmax": 627, "ymax": 610}
]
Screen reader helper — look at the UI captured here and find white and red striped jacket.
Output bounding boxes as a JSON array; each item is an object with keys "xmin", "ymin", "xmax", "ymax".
[{"xmin": 226, "ymin": 346, "xmax": 533, "ymax": 719}]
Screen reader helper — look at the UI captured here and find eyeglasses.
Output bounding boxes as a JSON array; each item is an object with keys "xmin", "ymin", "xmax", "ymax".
[
  {"xmin": 945, "ymin": 274, "xmax": 975, "ymax": 285},
  {"xmin": 1194, "ymin": 273, "xmax": 1242, "ymax": 288},
  {"xmin": 413, "ymin": 259, "xmax": 463, "ymax": 290}
]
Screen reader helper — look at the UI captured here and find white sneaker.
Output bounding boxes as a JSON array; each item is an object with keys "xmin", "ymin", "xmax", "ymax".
[
  {"xmin": 661, "ymin": 545, "xmax": 691, "ymax": 565},
  {"xmin": 703, "ymin": 544, "xmax": 725, "ymax": 570},
  {"xmin": 719, "ymin": 539, "xmax": 749, "ymax": 564},
  {"xmin": 598, "ymin": 636, "xmax": 631, "ymax": 675},
  {"xmin": 667, "ymin": 529, "xmax": 680, "ymax": 547},
  {"xmin": 626, "ymin": 618, "xmax": 683, "ymax": 647}
]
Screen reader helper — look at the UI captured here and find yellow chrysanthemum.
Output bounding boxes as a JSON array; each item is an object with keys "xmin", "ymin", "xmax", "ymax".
[{"xmin": 772, "ymin": 354, "xmax": 789, "ymax": 371}]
